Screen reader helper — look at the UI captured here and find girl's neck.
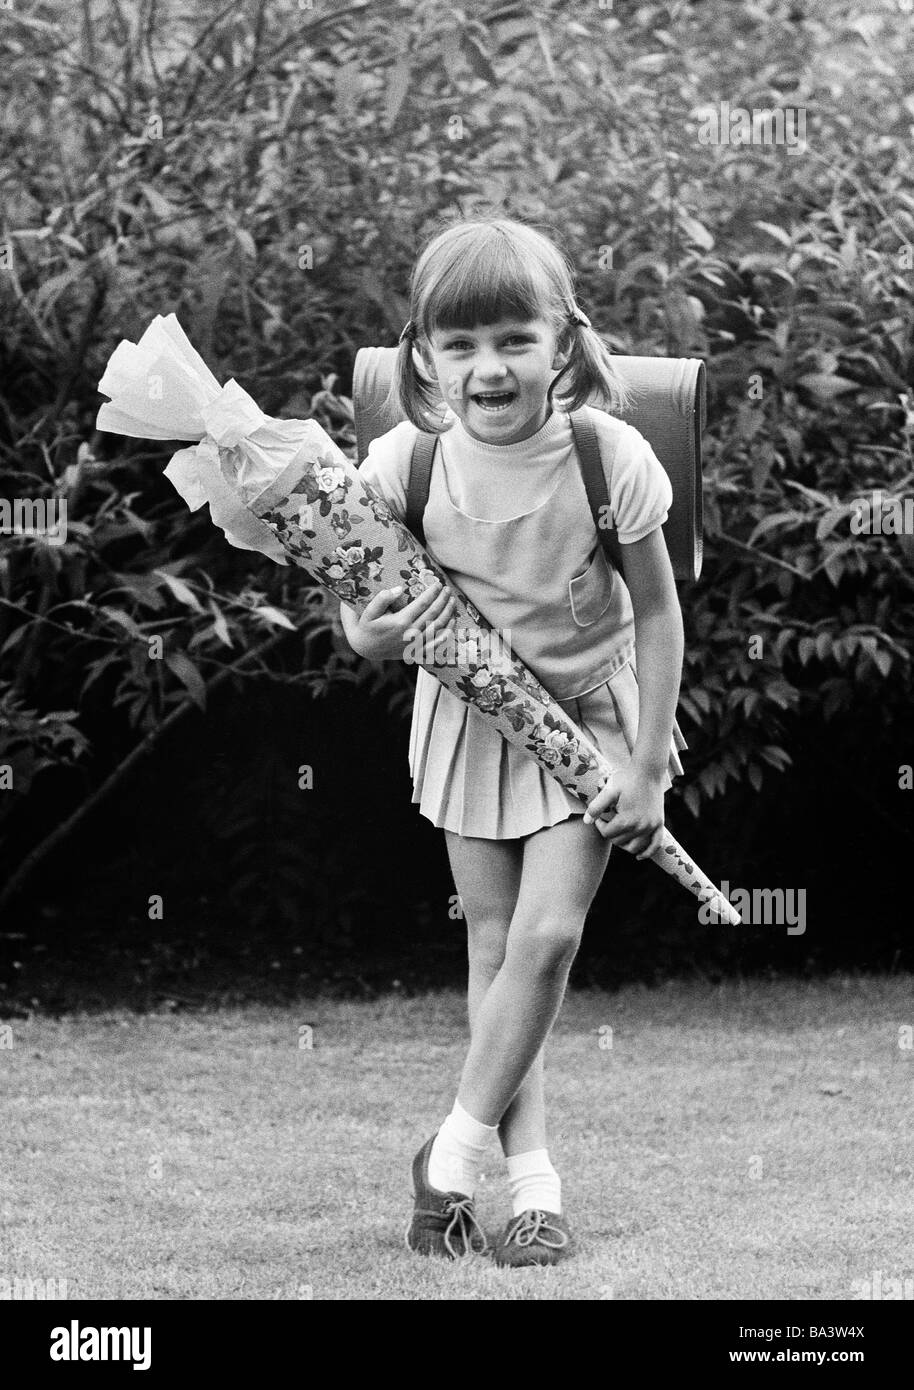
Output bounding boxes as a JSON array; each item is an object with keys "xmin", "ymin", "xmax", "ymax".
[{"xmin": 451, "ymin": 403, "xmax": 566, "ymax": 456}]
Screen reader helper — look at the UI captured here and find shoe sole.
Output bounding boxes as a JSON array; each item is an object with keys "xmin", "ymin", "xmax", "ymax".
[{"xmin": 494, "ymin": 1249, "xmax": 573, "ymax": 1268}]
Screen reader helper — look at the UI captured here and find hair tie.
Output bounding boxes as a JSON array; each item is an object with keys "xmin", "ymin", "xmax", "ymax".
[
  {"xmin": 570, "ymin": 307, "xmax": 591, "ymax": 329},
  {"xmin": 399, "ymin": 319, "xmax": 417, "ymax": 344}
]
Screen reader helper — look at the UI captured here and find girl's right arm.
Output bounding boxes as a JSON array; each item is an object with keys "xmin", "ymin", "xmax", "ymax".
[
  {"xmin": 346, "ymin": 425, "xmax": 457, "ymax": 659},
  {"xmin": 339, "ymin": 579, "xmax": 457, "ymax": 660}
]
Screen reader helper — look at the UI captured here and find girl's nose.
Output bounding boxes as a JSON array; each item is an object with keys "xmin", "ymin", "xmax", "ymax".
[{"xmin": 473, "ymin": 349, "xmax": 508, "ymax": 381}]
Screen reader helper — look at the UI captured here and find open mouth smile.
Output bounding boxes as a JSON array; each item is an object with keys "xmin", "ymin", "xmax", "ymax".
[{"xmin": 470, "ymin": 390, "xmax": 517, "ymax": 413}]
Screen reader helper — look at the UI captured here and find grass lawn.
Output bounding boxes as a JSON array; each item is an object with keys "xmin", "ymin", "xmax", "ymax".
[{"xmin": 2, "ymin": 978, "xmax": 912, "ymax": 1300}]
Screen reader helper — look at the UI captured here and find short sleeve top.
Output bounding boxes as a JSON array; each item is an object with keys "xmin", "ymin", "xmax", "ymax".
[{"xmin": 359, "ymin": 404, "xmax": 672, "ymax": 699}]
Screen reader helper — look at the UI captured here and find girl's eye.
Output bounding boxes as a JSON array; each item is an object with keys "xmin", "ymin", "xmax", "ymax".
[{"xmin": 443, "ymin": 335, "xmax": 531, "ymax": 350}]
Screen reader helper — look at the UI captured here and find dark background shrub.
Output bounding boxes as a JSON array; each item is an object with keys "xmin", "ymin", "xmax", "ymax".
[{"xmin": 1, "ymin": 0, "xmax": 911, "ymax": 1008}]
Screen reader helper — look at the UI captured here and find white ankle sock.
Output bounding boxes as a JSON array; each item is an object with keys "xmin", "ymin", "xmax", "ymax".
[
  {"xmin": 428, "ymin": 1099, "xmax": 497, "ymax": 1197},
  {"xmin": 506, "ymin": 1148, "xmax": 562, "ymax": 1216}
]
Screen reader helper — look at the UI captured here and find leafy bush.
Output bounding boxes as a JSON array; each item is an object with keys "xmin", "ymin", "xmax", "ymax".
[{"xmin": 1, "ymin": 0, "xmax": 912, "ymax": 945}]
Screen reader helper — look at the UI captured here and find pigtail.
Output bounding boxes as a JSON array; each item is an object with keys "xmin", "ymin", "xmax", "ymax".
[
  {"xmin": 551, "ymin": 321, "xmax": 634, "ymax": 417},
  {"xmin": 383, "ymin": 329, "xmax": 449, "ymax": 434}
]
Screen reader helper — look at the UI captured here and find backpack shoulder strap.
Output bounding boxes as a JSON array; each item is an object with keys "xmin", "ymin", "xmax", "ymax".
[
  {"xmin": 405, "ymin": 430, "xmax": 437, "ymax": 545},
  {"xmin": 570, "ymin": 408, "xmax": 624, "ymax": 574}
]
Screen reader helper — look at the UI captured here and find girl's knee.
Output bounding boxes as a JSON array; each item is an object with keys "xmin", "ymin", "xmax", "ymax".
[{"xmin": 508, "ymin": 915, "xmax": 584, "ymax": 975}]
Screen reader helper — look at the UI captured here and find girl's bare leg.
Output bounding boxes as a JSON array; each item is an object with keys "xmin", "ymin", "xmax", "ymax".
[
  {"xmin": 444, "ymin": 830, "xmax": 548, "ymax": 1155},
  {"xmin": 455, "ymin": 817, "xmax": 612, "ymax": 1126}
]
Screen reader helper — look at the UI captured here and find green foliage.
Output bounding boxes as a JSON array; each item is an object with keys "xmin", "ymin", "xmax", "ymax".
[
  {"xmin": 0, "ymin": 680, "xmax": 87, "ymax": 832},
  {"xmin": 1, "ymin": 0, "xmax": 912, "ymax": 900}
]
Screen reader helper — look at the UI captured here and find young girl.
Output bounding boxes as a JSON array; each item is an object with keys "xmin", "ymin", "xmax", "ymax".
[{"xmin": 339, "ymin": 217, "xmax": 686, "ymax": 1266}]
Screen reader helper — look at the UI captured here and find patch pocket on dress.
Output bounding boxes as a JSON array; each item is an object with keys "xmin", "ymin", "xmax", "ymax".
[{"xmin": 568, "ymin": 546, "xmax": 615, "ymax": 627}]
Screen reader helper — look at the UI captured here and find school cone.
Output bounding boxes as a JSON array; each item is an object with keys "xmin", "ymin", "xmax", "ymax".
[{"xmin": 96, "ymin": 314, "xmax": 740, "ymax": 926}]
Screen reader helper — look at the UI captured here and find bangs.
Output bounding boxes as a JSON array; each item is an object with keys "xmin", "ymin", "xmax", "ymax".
[{"xmin": 419, "ymin": 226, "xmax": 562, "ymax": 337}]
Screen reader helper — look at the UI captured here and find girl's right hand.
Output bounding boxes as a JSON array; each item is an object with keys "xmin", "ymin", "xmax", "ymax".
[{"xmin": 342, "ymin": 579, "xmax": 458, "ymax": 661}]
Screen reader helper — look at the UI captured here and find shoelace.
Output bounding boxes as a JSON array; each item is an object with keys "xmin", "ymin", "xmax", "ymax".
[
  {"xmin": 413, "ymin": 1196, "xmax": 489, "ymax": 1258},
  {"xmin": 507, "ymin": 1209, "xmax": 569, "ymax": 1250}
]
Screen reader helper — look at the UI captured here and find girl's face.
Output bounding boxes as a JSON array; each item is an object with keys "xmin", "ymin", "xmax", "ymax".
[{"xmin": 420, "ymin": 316, "xmax": 570, "ymax": 445}]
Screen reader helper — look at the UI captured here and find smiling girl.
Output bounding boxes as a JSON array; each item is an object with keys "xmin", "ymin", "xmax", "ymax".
[{"xmin": 338, "ymin": 217, "xmax": 687, "ymax": 1265}]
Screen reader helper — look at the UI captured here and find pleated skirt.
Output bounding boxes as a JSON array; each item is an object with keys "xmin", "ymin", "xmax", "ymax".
[{"xmin": 408, "ymin": 657, "xmax": 688, "ymax": 840}]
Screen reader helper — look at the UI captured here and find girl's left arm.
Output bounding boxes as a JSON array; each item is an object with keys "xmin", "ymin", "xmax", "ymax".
[
  {"xmin": 584, "ymin": 529, "xmax": 684, "ymax": 856},
  {"xmin": 622, "ymin": 528, "xmax": 684, "ymax": 776}
]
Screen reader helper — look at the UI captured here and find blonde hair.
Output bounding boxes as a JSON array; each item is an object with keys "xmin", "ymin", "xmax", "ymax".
[{"xmin": 386, "ymin": 216, "xmax": 632, "ymax": 433}]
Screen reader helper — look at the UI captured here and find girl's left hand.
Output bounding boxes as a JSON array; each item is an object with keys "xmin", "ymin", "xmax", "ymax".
[{"xmin": 583, "ymin": 763, "xmax": 666, "ymax": 860}]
